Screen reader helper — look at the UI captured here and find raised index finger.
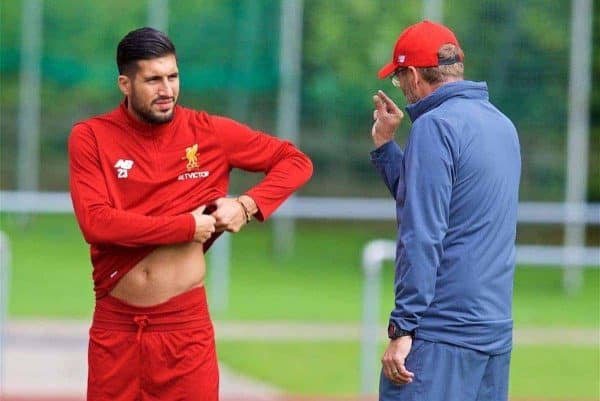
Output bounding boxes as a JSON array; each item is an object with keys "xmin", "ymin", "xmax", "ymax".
[
  {"xmin": 378, "ymin": 90, "xmax": 402, "ymax": 114},
  {"xmin": 372, "ymin": 94, "xmax": 387, "ymax": 114}
]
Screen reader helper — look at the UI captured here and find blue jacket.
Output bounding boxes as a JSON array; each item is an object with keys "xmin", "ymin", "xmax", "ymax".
[{"xmin": 370, "ymin": 81, "xmax": 521, "ymax": 354}]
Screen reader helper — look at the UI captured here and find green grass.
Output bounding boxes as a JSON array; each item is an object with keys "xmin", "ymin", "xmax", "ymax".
[
  {"xmin": 2, "ymin": 214, "xmax": 94, "ymax": 317},
  {"xmin": 216, "ymin": 341, "xmax": 362, "ymax": 395},
  {"xmin": 216, "ymin": 340, "xmax": 600, "ymax": 399},
  {"xmin": 510, "ymin": 345, "xmax": 600, "ymax": 399},
  {"xmin": 1, "ymin": 213, "xmax": 599, "ymax": 328}
]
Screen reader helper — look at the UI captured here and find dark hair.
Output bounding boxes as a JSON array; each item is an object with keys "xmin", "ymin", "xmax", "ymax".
[{"xmin": 116, "ymin": 27, "xmax": 176, "ymax": 75}]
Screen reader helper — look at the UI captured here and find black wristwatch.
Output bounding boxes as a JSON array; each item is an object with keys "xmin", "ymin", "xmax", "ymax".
[{"xmin": 387, "ymin": 321, "xmax": 415, "ymax": 340}]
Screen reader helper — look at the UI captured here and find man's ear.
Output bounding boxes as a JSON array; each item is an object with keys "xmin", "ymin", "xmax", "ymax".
[
  {"xmin": 407, "ymin": 66, "xmax": 420, "ymax": 87},
  {"xmin": 118, "ymin": 75, "xmax": 131, "ymax": 97}
]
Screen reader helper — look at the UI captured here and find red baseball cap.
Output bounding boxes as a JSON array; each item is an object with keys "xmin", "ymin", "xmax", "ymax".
[{"xmin": 378, "ymin": 20, "xmax": 462, "ymax": 79}]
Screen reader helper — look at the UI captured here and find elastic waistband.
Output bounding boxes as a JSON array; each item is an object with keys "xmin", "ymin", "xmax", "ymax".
[{"xmin": 92, "ymin": 286, "xmax": 212, "ymax": 333}]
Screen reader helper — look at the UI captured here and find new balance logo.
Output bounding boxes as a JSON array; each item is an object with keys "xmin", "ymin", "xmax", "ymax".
[{"xmin": 114, "ymin": 159, "xmax": 134, "ymax": 179}]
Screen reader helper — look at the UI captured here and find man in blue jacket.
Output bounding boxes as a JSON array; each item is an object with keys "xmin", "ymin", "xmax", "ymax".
[{"xmin": 370, "ymin": 21, "xmax": 521, "ymax": 401}]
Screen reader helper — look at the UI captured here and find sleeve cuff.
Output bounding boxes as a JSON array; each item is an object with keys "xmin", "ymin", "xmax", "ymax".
[
  {"xmin": 243, "ymin": 191, "xmax": 266, "ymax": 221},
  {"xmin": 389, "ymin": 315, "xmax": 419, "ymax": 333},
  {"xmin": 370, "ymin": 140, "xmax": 398, "ymax": 163}
]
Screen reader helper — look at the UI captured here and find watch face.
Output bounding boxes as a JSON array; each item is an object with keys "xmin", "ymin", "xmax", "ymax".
[{"xmin": 387, "ymin": 323, "xmax": 396, "ymax": 338}]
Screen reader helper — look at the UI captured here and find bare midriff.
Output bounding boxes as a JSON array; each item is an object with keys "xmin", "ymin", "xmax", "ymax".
[{"xmin": 109, "ymin": 241, "xmax": 206, "ymax": 307}]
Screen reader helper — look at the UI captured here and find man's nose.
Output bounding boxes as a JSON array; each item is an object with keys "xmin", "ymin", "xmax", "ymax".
[{"xmin": 157, "ymin": 78, "xmax": 173, "ymax": 97}]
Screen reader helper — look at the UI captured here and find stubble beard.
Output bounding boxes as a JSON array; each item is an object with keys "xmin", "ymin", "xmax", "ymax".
[
  {"xmin": 402, "ymin": 84, "xmax": 420, "ymax": 104},
  {"xmin": 130, "ymin": 92, "xmax": 176, "ymax": 124}
]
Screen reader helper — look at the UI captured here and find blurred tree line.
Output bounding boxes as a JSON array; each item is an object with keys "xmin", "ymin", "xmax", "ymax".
[{"xmin": 1, "ymin": 0, "xmax": 598, "ymax": 201}]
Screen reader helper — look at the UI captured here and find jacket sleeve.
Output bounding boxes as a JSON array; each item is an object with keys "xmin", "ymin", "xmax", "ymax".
[
  {"xmin": 211, "ymin": 116, "xmax": 313, "ymax": 221},
  {"xmin": 390, "ymin": 117, "xmax": 455, "ymax": 332},
  {"xmin": 68, "ymin": 123, "xmax": 196, "ymax": 247},
  {"xmin": 370, "ymin": 140, "xmax": 404, "ymax": 199}
]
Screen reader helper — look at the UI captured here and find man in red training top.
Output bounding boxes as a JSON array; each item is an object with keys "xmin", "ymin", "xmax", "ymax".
[{"xmin": 68, "ymin": 27, "xmax": 312, "ymax": 401}]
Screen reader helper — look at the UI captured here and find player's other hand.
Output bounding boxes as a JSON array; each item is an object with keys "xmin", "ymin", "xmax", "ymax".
[
  {"xmin": 371, "ymin": 90, "xmax": 403, "ymax": 148},
  {"xmin": 211, "ymin": 197, "xmax": 247, "ymax": 233},
  {"xmin": 381, "ymin": 335, "xmax": 414, "ymax": 386},
  {"xmin": 190, "ymin": 205, "xmax": 216, "ymax": 243}
]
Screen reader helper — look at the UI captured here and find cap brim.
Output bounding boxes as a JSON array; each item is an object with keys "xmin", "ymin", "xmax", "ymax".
[{"xmin": 377, "ymin": 62, "xmax": 397, "ymax": 79}]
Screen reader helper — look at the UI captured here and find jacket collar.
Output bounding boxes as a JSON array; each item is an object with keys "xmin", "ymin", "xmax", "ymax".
[
  {"xmin": 405, "ymin": 81, "xmax": 488, "ymax": 122},
  {"xmin": 119, "ymin": 98, "xmax": 180, "ymax": 137}
]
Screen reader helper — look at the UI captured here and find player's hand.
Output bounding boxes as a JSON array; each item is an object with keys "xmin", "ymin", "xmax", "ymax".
[
  {"xmin": 381, "ymin": 336, "xmax": 414, "ymax": 385},
  {"xmin": 211, "ymin": 197, "xmax": 247, "ymax": 233},
  {"xmin": 371, "ymin": 90, "xmax": 403, "ymax": 148},
  {"xmin": 189, "ymin": 205, "xmax": 217, "ymax": 243}
]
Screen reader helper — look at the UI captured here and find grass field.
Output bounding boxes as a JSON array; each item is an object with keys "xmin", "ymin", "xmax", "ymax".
[
  {"xmin": 216, "ymin": 341, "xmax": 600, "ymax": 399},
  {"xmin": 1, "ymin": 213, "xmax": 599, "ymax": 398}
]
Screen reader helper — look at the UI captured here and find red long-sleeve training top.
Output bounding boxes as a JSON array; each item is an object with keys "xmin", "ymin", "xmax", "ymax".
[{"xmin": 69, "ymin": 102, "xmax": 313, "ymax": 299}]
